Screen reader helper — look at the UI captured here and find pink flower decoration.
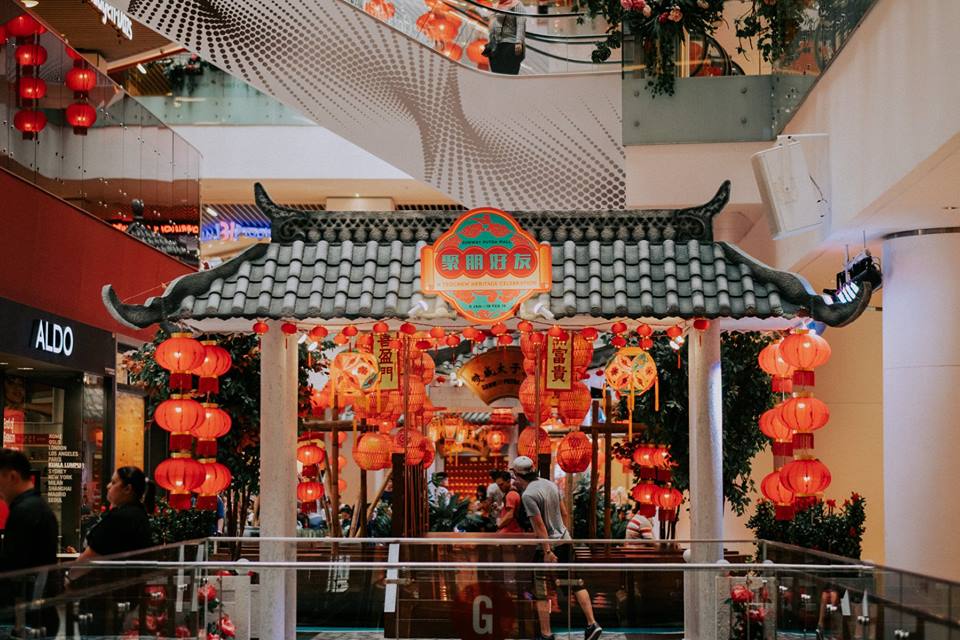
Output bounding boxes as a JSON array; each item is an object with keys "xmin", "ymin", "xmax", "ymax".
[
  {"xmin": 620, "ymin": 0, "xmax": 646, "ymax": 10},
  {"xmin": 731, "ymin": 584, "xmax": 752, "ymax": 603}
]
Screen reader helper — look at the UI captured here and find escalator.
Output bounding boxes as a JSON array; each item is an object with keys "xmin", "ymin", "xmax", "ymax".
[{"xmin": 118, "ymin": 0, "xmax": 627, "ymax": 210}]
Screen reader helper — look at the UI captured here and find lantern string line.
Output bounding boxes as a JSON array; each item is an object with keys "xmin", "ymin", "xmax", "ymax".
[{"xmin": 120, "ymin": 281, "xmax": 172, "ymax": 304}]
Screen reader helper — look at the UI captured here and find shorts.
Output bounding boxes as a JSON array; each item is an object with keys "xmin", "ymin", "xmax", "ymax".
[{"xmin": 532, "ymin": 543, "xmax": 587, "ymax": 600}]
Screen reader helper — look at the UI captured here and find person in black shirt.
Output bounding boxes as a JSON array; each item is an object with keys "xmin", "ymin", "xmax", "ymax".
[{"xmin": 0, "ymin": 448, "xmax": 59, "ymax": 636}]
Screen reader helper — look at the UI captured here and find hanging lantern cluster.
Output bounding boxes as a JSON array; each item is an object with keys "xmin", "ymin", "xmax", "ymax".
[
  {"xmin": 757, "ymin": 330, "xmax": 833, "ymax": 519},
  {"xmin": 296, "ymin": 434, "xmax": 327, "ymax": 509},
  {"xmin": 8, "ymin": 14, "xmax": 47, "ymax": 140},
  {"xmin": 152, "ymin": 333, "xmax": 233, "ymax": 510},
  {"xmin": 65, "ymin": 48, "xmax": 97, "ymax": 135},
  {"xmin": 627, "ymin": 440, "xmax": 677, "ymax": 520}
]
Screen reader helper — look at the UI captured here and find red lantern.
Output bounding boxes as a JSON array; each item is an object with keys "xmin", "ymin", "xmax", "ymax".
[
  {"xmin": 778, "ymin": 393, "xmax": 829, "ymax": 450},
  {"xmin": 14, "ymin": 109, "xmax": 46, "ymax": 139},
  {"xmin": 693, "ymin": 318, "xmax": 710, "ymax": 331},
  {"xmin": 154, "ymin": 454, "xmax": 206, "ymax": 510},
  {"xmin": 490, "ymin": 322, "xmax": 508, "ymax": 336},
  {"xmin": 364, "ymin": 0, "xmax": 396, "ymax": 20},
  {"xmin": 630, "ymin": 482, "xmax": 658, "ymax": 516},
  {"xmin": 416, "ymin": 9, "xmax": 461, "ymax": 42},
  {"xmin": 779, "ymin": 330, "xmax": 831, "ymax": 387},
  {"xmin": 518, "ymin": 376, "xmax": 553, "ymax": 424},
  {"xmin": 437, "ymin": 42, "xmax": 462, "ymax": 61},
  {"xmin": 420, "ymin": 439, "xmax": 436, "ymax": 468},
  {"xmin": 297, "ymin": 480, "xmax": 324, "ymax": 502},
  {"xmin": 556, "ymin": 431, "xmax": 591, "ymax": 473},
  {"xmin": 155, "ymin": 333, "xmax": 206, "ymax": 391},
  {"xmin": 666, "ymin": 326, "xmax": 683, "ymax": 339},
  {"xmin": 466, "ymin": 38, "xmax": 489, "ymax": 67},
  {"xmin": 557, "ymin": 383, "xmax": 591, "ymax": 427},
  {"xmin": 760, "ymin": 471, "xmax": 795, "ymax": 520},
  {"xmin": 394, "ymin": 428, "xmax": 426, "ymax": 465},
  {"xmin": 372, "ymin": 321, "xmax": 389, "ymax": 334},
  {"xmin": 632, "ymin": 445, "xmax": 655, "ymax": 467},
  {"xmin": 428, "ymin": 326, "xmax": 446, "ymax": 340},
  {"xmin": 297, "ymin": 443, "xmax": 326, "ymax": 466},
  {"xmin": 353, "ymin": 432, "xmax": 394, "ymax": 470},
  {"xmin": 610, "ymin": 322, "xmax": 627, "ymax": 335},
  {"xmin": 281, "ymin": 322, "xmax": 298, "ymax": 335},
  {"xmin": 15, "ymin": 43, "xmax": 46, "ymax": 66},
  {"xmin": 444, "ymin": 335, "xmax": 460, "ymax": 347},
  {"xmin": 520, "ymin": 332, "xmax": 544, "ymax": 360},
  {"xmin": 518, "ymin": 426, "xmax": 551, "ymax": 458},
  {"xmin": 253, "ymin": 321, "xmax": 269, "ymax": 334},
  {"xmin": 759, "ymin": 406, "xmax": 794, "ymax": 467},
  {"xmin": 338, "ymin": 478, "xmax": 348, "ymax": 494},
  {"xmin": 65, "ymin": 102, "xmax": 97, "ymax": 135},
  {"xmin": 193, "ymin": 403, "xmax": 231, "ymax": 457},
  {"xmin": 497, "ymin": 334, "xmax": 513, "ymax": 346},
  {"xmin": 65, "ymin": 66, "xmax": 97, "ymax": 97},
  {"xmin": 655, "ymin": 485, "xmax": 683, "ymax": 521},
  {"xmin": 155, "ymin": 395, "xmax": 204, "ymax": 451},
  {"xmin": 572, "ymin": 333, "xmax": 594, "ymax": 373},
  {"xmin": 580, "ymin": 327, "xmax": 598, "ymax": 341},
  {"xmin": 309, "ymin": 325, "xmax": 328, "ymax": 340},
  {"xmin": 18, "ymin": 77, "xmax": 46, "ymax": 101},
  {"xmin": 547, "ymin": 325, "xmax": 567, "ymax": 340},
  {"xmin": 400, "ymin": 322, "xmax": 417, "ymax": 335},
  {"xmin": 636, "ymin": 324, "xmax": 653, "ymax": 338},
  {"xmin": 611, "ymin": 335, "xmax": 627, "ymax": 348},
  {"xmin": 517, "ymin": 320, "xmax": 533, "ymax": 333},
  {"xmin": 485, "ymin": 429, "xmax": 506, "ymax": 453},
  {"xmin": 779, "ymin": 458, "xmax": 830, "ymax": 508},
  {"xmin": 191, "ymin": 341, "xmax": 232, "ymax": 395},
  {"xmin": 6, "ymin": 14, "xmax": 41, "ymax": 38},
  {"xmin": 195, "ymin": 461, "xmax": 232, "ymax": 510},
  {"xmin": 640, "ymin": 337, "xmax": 654, "ymax": 350},
  {"xmin": 758, "ymin": 341, "xmax": 795, "ymax": 393}
]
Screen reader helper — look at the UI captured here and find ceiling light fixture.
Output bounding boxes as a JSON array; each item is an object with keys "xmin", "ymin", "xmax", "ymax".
[
  {"xmin": 205, "ymin": 206, "xmax": 218, "ymax": 217},
  {"xmin": 136, "ymin": 63, "xmax": 148, "ymax": 74},
  {"xmin": 17, "ymin": 367, "xmax": 34, "ymax": 371},
  {"xmin": 21, "ymin": 0, "xmax": 39, "ymax": 7}
]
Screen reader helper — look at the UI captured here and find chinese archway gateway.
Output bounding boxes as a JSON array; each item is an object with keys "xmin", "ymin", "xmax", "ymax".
[{"xmin": 102, "ymin": 181, "xmax": 873, "ymax": 639}]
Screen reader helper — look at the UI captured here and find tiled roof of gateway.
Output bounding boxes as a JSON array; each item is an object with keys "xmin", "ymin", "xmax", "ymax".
[{"xmin": 103, "ymin": 183, "xmax": 872, "ymax": 329}]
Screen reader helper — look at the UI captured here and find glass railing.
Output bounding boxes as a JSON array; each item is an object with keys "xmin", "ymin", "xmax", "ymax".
[
  {"xmin": 0, "ymin": 0, "xmax": 201, "ymax": 266},
  {"xmin": 622, "ymin": 0, "xmax": 879, "ymax": 144},
  {"xmin": 5, "ymin": 537, "xmax": 957, "ymax": 639}
]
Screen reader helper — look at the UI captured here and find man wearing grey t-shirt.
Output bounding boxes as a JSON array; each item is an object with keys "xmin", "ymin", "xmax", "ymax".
[{"xmin": 510, "ymin": 456, "xmax": 601, "ymax": 640}]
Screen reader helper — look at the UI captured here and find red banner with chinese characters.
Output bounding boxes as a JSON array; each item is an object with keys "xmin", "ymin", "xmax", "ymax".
[
  {"xmin": 373, "ymin": 331, "xmax": 399, "ymax": 390},
  {"xmin": 546, "ymin": 336, "xmax": 573, "ymax": 391},
  {"xmin": 421, "ymin": 208, "xmax": 552, "ymax": 323}
]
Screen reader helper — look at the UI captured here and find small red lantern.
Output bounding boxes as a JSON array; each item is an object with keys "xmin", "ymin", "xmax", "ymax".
[
  {"xmin": 191, "ymin": 341, "xmax": 232, "ymax": 395},
  {"xmin": 610, "ymin": 321, "xmax": 627, "ymax": 335},
  {"xmin": 155, "ymin": 333, "xmax": 206, "ymax": 391},
  {"xmin": 466, "ymin": 38, "xmax": 488, "ymax": 66},
  {"xmin": 297, "ymin": 442, "xmax": 325, "ymax": 466},
  {"xmin": 281, "ymin": 322, "xmax": 298, "ymax": 335},
  {"xmin": 444, "ymin": 335, "xmax": 460, "ymax": 347},
  {"xmin": 557, "ymin": 383, "xmax": 591, "ymax": 427},
  {"xmin": 640, "ymin": 337, "xmax": 654, "ymax": 350},
  {"xmin": 342, "ymin": 325, "xmax": 358, "ymax": 337},
  {"xmin": 693, "ymin": 318, "xmax": 710, "ymax": 331},
  {"xmin": 572, "ymin": 333, "xmax": 594, "ymax": 373},
  {"xmin": 518, "ymin": 376, "xmax": 553, "ymax": 424},
  {"xmin": 308, "ymin": 325, "xmax": 328, "ymax": 340},
  {"xmin": 363, "ymin": 0, "xmax": 396, "ymax": 20},
  {"xmin": 400, "ymin": 322, "xmax": 417, "ymax": 335},
  {"xmin": 297, "ymin": 480, "xmax": 324, "ymax": 502},
  {"xmin": 353, "ymin": 432, "xmax": 393, "ymax": 470},
  {"xmin": 253, "ymin": 321, "xmax": 269, "ymax": 334},
  {"xmin": 580, "ymin": 327, "xmax": 598, "ymax": 341},
  {"xmin": 485, "ymin": 429, "xmax": 506, "ymax": 453},
  {"xmin": 630, "ymin": 482, "xmax": 658, "ymax": 516},
  {"xmin": 18, "ymin": 77, "xmax": 46, "ymax": 101},
  {"xmin": 760, "ymin": 471, "xmax": 795, "ymax": 520},
  {"xmin": 779, "ymin": 458, "xmax": 830, "ymax": 509},
  {"xmin": 611, "ymin": 335, "xmax": 627, "ymax": 348},
  {"xmin": 65, "ymin": 66, "xmax": 97, "ymax": 97},
  {"xmin": 636, "ymin": 324, "xmax": 653, "ymax": 338},
  {"xmin": 759, "ymin": 406, "xmax": 794, "ymax": 467},
  {"xmin": 490, "ymin": 322, "xmax": 508, "ymax": 336},
  {"xmin": 666, "ymin": 326, "xmax": 683, "ymax": 339},
  {"xmin": 497, "ymin": 334, "xmax": 513, "ymax": 346},
  {"xmin": 428, "ymin": 326, "xmax": 446, "ymax": 339},
  {"xmin": 654, "ymin": 485, "xmax": 683, "ymax": 522},
  {"xmin": 462, "ymin": 326, "xmax": 480, "ymax": 341},
  {"xmin": 15, "ymin": 43, "xmax": 46, "ymax": 66},
  {"xmin": 65, "ymin": 102, "xmax": 97, "ymax": 135},
  {"xmin": 6, "ymin": 14, "xmax": 42, "ymax": 38},
  {"xmin": 779, "ymin": 330, "xmax": 831, "ymax": 387},
  {"xmin": 547, "ymin": 325, "xmax": 567, "ymax": 340},
  {"xmin": 195, "ymin": 461, "xmax": 232, "ymax": 510},
  {"xmin": 556, "ymin": 431, "xmax": 592, "ymax": 473},
  {"xmin": 154, "ymin": 454, "xmax": 206, "ymax": 510},
  {"xmin": 193, "ymin": 403, "xmax": 231, "ymax": 457},
  {"xmin": 372, "ymin": 321, "xmax": 389, "ymax": 334},
  {"xmin": 518, "ymin": 426, "xmax": 551, "ymax": 458},
  {"xmin": 155, "ymin": 395, "xmax": 204, "ymax": 451},
  {"xmin": 517, "ymin": 320, "xmax": 534, "ymax": 333},
  {"xmin": 758, "ymin": 340, "xmax": 795, "ymax": 393},
  {"xmin": 14, "ymin": 109, "xmax": 46, "ymax": 139}
]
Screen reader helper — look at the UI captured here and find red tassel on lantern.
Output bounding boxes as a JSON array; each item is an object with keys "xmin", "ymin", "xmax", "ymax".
[
  {"xmin": 779, "ymin": 330, "xmax": 831, "ymax": 387},
  {"xmin": 155, "ymin": 395, "xmax": 204, "ymax": 452}
]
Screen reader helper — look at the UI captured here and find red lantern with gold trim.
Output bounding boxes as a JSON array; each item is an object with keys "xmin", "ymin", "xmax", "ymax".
[
  {"xmin": 191, "ymin": 341, "xmax": 232, "ymax": 395},
  {"xmin": 779, "ymin": 458, "xmax": 830, "ymax": 509},
  {"xmin": 630, "ymin": 482, "xmax": 658, "ymax": 518},
  {"xmin": 14, "ymin": 109, "xmax": 46, "ymax": 139},
  {"xmin": 556, "ymin": 431, "xmax": 591, "ymax": 473},
  {"xmin": 760, "ymin": 471, "xmax": 795, "ymax": 520},
  {"xmin": 758, "ymin": 340, "xmax": 795, "ymax": 393},
  {"xmin": 154, "ymin": 454, "xmax": 206, "ymax": 510},
  {"xmin": 195, "ymin": 461, "xmax": 232, "ymax": 510},
  {"xmin": 778, "ymin": 392, "xmax": 829, "ymax": 450},
  {"xmin": 353, "ymin": 432, "xmax": 393, "ymax": 470},
  {"xmin": 779, "ymin": 330, "xmax": 831, "ymax": 387},
  {"xmin": 654, "ymin": 485, "xmax": 683, "ymax": 522},
  {"xmin": 297, "ymin": 442, "xmax": 326, "ymax": 466},
  {"xmin": 193, "ymin": 403, "xmax": 231, "ymax": 457},
  {"xmin": 155, "ymin": 395, "xmax": 204, "ymax": 451},
  {"xmin": 155, "ymin": 333, "xmax": 206, "ymax": 391},
  {"xmin": 297, "ymin": 480, "xmax": 324, "ymax": 502}
]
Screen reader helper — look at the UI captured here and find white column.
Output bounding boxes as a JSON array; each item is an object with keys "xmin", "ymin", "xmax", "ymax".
[
  {"xmin": 684, "ymin": 322, "xmax": 723, "ymax": 640},
  {"xmin": 883, "ymin": 230, "xmax": 960, "ymax": 580},
  {"xmin": 259, "ymin": 320, "xmax": 298, "ymax": 638}
]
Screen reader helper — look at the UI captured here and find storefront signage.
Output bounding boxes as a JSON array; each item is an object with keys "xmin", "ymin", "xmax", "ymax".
[
  {"xmin": 32, "ymin": 320, "xmax": 75, "ymax": 356},
  {"xmin": 458, "ymin": 347, "xmax": 525, "ymax": 404},
  {"xmin": 201, "ymin": 221, "xmax": 271, "ymax": 243},
  {"xmin": 85, "ymin": 0, "xmax": 134, "ymax": 40},
  {"xmin": 545, "ymin": 335, "xmax": 573, "ymax": 391},
  {"xmin": 113, "ymin": 222, "xmax": 200, "ymax": 235},
  {"xmin": 421, "ymin": 208, "xmax": 551, "ymax": 323},
  {"xmin": 373, "ymin": 331, "xmax": 399, "ymax": 391}
]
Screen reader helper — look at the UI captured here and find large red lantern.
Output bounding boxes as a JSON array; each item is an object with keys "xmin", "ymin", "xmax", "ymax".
[
  {"xmin": 437, "ymin": 42, "xmax": 462, "ymax": 61},
  {"xmin": 66, "ymin": 102, "xmax": 97, "ymax": 135},
  {"xmin": 193, "ymin": 403, "xmax": 231, "ymax": 457},
  {"xmin": 556, "ymin": 431, "xmax": 591, "ymax": 473},
  {"xmin": 6, "ymin": 14, "xmax": 42, "ymax": 38},
  {"xmin": 416, "ymin": 9, "xmax": 461, "ymax": 42},
  {"xmin": 466, "ymin": 39, "xmax": 489, "ymax": 68},
  {"xmin": 412, "ymin": 352, "xmax": 435, "ymax": 385},
  {"xmin": 518, "ymin": 426, "xmax": 551, "ymax": 458},
  {"xmin": 630, "ymin": 482, "xmax": 658, "ymax": 517},
  {"xmin": 15, "ymin": 43, "xmax": 46, "ymax": 66},
  {"xmin": 759, "ymin": 406, "xmax": 794, "ymax": 468},
  {"xmin": 154, "ymin": 395, "xmax": 204, "ymax": 451},
  {"xmin": 518, "ymin": 376, "xmax": 553, "ymax": 424},
  {"xmin": 191, "ymin": 341, "xmax": 232, "ymax": 395},
  {"xmin": 353, "ymin": 432, "xmax": 393, "ymax": 470},
  {"xmin": 14, "ymin": 109, "xmax": 46, "ymax": 139},
  {"xmin": 758, "ymin": 341, "xmax": 795, "ymax": 393},
  {"xmin": 155, "ymin": 333, "xmax": 206, "ymax": 390},
  {"xmin": 760, "ymin": 471, "xmax": 795, "ymax": 520},
  {"xmin": 655, "ymin": 485, "xmax": 683, "ymax": 522},
  {"xmin": 297, "ymin": 480, "xmax": 324, "ymax": 502},
  {"xmin": 778, "ymin": 393, "xmax": 829, "ymax": 450},
  {"xmin": 779, "ymin": 330, "xmax": 831, "ymax": 387},
  {"xmin": 65, "ymin": 66, "xmax": 97, "ymax": 97},
  {"xmin": 420, "ymin": 438, "xmax": 436, "ymax": 468},
  {"xmin": 154, "ymin": 454, "xmax": 206, "ymax": 510},
  {"xmin": 18, "ymin": 77, "xmax": 46, "ymax": 101},
  {"xmin": 779, "ymin": 458, "xmax": 831, "ymax": 508},
  {"xmin": 557, "ymin": 383, "xmax": 591, "ymax": 427},
  {"xmin": 297, "ymin": 442, "xmax": 326, "ymax": 466},
  {"xmin": 195, "ymin": 461, "xmax": 232, "ymax": 510},
  {"xmin": 572, "ymin": 333, "xmax": 594, "ymax": 374}
]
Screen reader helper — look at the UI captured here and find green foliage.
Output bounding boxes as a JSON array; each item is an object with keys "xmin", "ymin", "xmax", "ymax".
[
  {"xmin": 368, "ymin": 502, "xmax": 393, "ymax": 538},
  {"xmin": 612, "ymin": 332, "xmax": 774, "ymax": 515},
  {"xmin": 746, "ymin": 493, "xmax": 866, "ymax": 559},
  {"xmin": 428, "ymin": 493, "xmax": 472, "ymax": 532},
  {"xmin": 150, "ymin": 498, "xmax": 216, "ymax": 545},
  {"xmin": 572, "ymin": 476, "xmax": 628, "ymax": 539}
]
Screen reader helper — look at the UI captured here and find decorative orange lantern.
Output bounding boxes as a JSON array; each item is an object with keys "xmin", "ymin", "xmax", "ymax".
[
  {"xmin": 155, "ymin": 333, "xmax": 206, "ymax": 391},
  {"xmin": 18, "ymin": 77, "xmax": 46, "ymax": 101},
  {"xmin": 331, "ymin": 351, "xmax": 380, "ymax": 398},
  {"xmin": 437, "ymin": 42, "xmax": 462, "ymax": 61},
  {"xmin": 572, "ymin": 333, "xmax": 594, "ymax": 374},
  {"xmin": 779, "ymin": 330, "xmax": 831, "ymax": 387},
  {"xmin": 195, "ymin": 461, "xmax": 232, "ymax": 510},
  {"xmin": 309, "ymin": 325, "xmax": 328, "ymax": 340},
  {"xmin": 759, "ymin": 406, "xmax": 794, "ymax": 467},
  {"xmin": 297, "ymin": 480, "xmax": 324, "ymax": 502},
  {"xmin": 485, "ymin": 429, "xmax": 506, "ymax": 453},
  {"xmin": 14, "ymin": 109, "xmax": 46, "ymax": 139},
  {"xmin": 66, "ymin": 66, "xmax": 97, "ymax": 97},
  {"xmin": 654, "ymin": 485, "xmax": 683, "ymax": 522},
  {"xmin": 155, "ymin": 395, "xmax": 204, "ymax": 451},
  {"xmin": 15, "ymin": 43, "xmax": 46, "ymax": 67},
  {"xmin": 297, "ymin": 443, "xmax": 326, "ymax": 466},
  {"xmin": 416, "ymin": 9, "xmax": 461, "ymax": 42},
  {"xmin": 192, "ymin": 341, "xmax": 232, "ymax": 395},
  {"xmin": 420, "ymin": 439, "xmax": 436, "ymax": 468},
  {"xmin": 518, "ymin": 376, "xmax": 553, "ymax": 424},
  {"xmin": 760, "ymin": 471, "xmax": 795, "ymax": 520},
  {"xmin": 412, "ymin": 352, "xmax": 435, "ymax": 384},
  {"xmin": 353, "ymin": 432, "xmax": 393, "ymax": 470},
  {"xmin": 154, "ymin": 454, "xmax": 206, "ymax": 510},
  {"xmin": 758, "ymin": 340, "xmax": 795, "ymax": 393},
  {"xmin": 338, "ymin": 478, "xmax": 348, "ymax": 494},
  {"xmin": 630, "ymin": 482, "xmax": 658, "ymax": 517},
  {"xmin": 466, "ymin": 39, "xmax": 489, "ymax": 68},
  {"xmin": 193, "ymin": 403, "xmax": 231, "ymax": 457},
  {"xmin": 779, "ymin": 458, "xmax": 831, "ymax": 508},
  {"xmin": 557, "ymin": 383, "xmax": 591, "ymax": 427},
  {"xmin": 778, "ymin": 392, "xmax": 829, "ymax": 450},
  {"xmin": 518, "ymin": 426, "xmax": 551, "ymax": 458},
  {"xmin": 632, "ymin": 445, "xmax": 655, "ymax": 467},
  {"xmin": 394, "ymin": 428, "xmax": 426, "ymax": 465},
  {"xmin": 556, "ymin": 431, "xmax": 591, "ymax": 473}
]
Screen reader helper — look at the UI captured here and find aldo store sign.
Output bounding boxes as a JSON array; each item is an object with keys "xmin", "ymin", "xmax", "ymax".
[{"xmin": 32, "ymin": 320, "xmax": 75, "ymax": 357}]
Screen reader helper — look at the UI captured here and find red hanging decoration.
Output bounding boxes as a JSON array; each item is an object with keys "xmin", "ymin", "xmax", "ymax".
[
  {"xmin": 444, "ymin": 335, "xmax": 460, "ymax": 347},
  {"xmin": 363, "ymin": 0, "xmax": 396, "ymax": 20},
  {"xmin": 309, "ymin": 325, "xmax": 328, "ymax": 340},
  {"xmin": 192, "ymin": 341, "xmax": 232, "ymax": 395},
  {"xmin": 654, "ymin": 485, "xmax": 683, "ymax": 522},
  {"xmin": 6, "ymin": 14, "xmax": 42, "ymax": 38},
  {"xmin": 610, "ymin": 321, "xmax": 627, "ymax": 334},
  {"xmin": 630, "ymin": 482, "xmax": 658, "ymax": 517},
  {"xmin": 155, "ymin": 333, "xmax": 206, "ymax": 391},
  {"xmin": 65, "ymin": 66, "xmax": 97, "ymax": 97},
  {"xmin": 579, "ymin": 327, "xmax": 598, "ymax": 341},
  {"xmin": 154, "ymin": 454, "xmax": 206, "ymax": 510},
  {"xmin": 779, "ymin": 330, "xmax": 831, "ymax": 387},
  {"xmin": 15, "ymin": 43, "xmax": 46, "ymax": 66},
  {"xmin": 778, "ymin": 392, "xmax": 829, "ymax": 450},
  {"xmin": 556, "ymin": 431, "xmax": 591, "ymax": 473},
  {"xmin": 65, "ymin": 102, "xmax": 96, "ymax": 135},
  {"xmin": 195, "ymin": 461, "xmax": 232, "ymax": 510},
  {"xmin": 297, "ymin": 480, "xmax": 324, "ymax": 502},
  {"xmin": 280, "ymin": 322, "xmax": 298, "ymax": 335},
  {"xmin": 779, "ymin": 458, "xmax": 831, "ymax": 509},
  {"xmin": 18, "ymin": 77, "xmax": 46, "ymax": 101},
  {"xmin": 758, "ymin": 340, "xmax": 795, "ymax": 393},
  {"xmin": 692, "ymin": 318, "xmax": 710, "ymax": 331},
  {"xmin": 14, "ymin": 109, "xmax": 46, "ymax": 139},
  {"xmin": 760, "ymin": 471, "xmax": 795, "ymax": 520},
  {"xmin": 496, "ymin": 334, "xmax": 513, "ymax": 346},
  {"xmin": 517, "ymin": 426, "xmax": 551, "ymax": 458},
  {"xmin": 193, "ymin": 403, "xmax": 231, "ymax": 457},
  {"xmin": 253, "ymin": 321, "xmax": 269, "ymax": 334},
  {"xmin": 296, "ymin": 442, "xmax": 325, "ymax": 466},
  {"xmin": 557, "ymin": 382, "xmax": 591, "ymax": 427},
  {"xmin": 353, "ymin": 432, "xmax": 393, "ymax": 470},
  {"xmin": 154, "ymin": 395, "xmax": 204, "ymax": 451},
  {"xmin": 466, "ymin": 39, "xmax": 489, "ymax": 69},
  {"xmin": 400, "ymin": 322, "xmax": 417, "ymax": 335}
]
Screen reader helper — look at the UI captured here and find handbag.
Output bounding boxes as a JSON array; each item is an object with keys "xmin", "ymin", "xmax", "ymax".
[{"xmin": 481, "ymin": 14, "xmax": 512, "ymax": 58}]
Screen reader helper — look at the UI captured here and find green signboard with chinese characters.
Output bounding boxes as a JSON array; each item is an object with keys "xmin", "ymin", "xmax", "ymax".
[{"xmin": 421, "ymin": 208, "xmax": 552, "ymax": 323}]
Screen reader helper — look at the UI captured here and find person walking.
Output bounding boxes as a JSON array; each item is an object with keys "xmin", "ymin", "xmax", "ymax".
[
  {"xmin": 486, "ymin": 0, "xmax": 527, "ymax": 75},
  {"xmin": 0, "ymin": 448, "xmax": 59, "ymax": 636},
  {"xmin": 510, "ymin": 456, "xmax": 602, "ymax": 640}
]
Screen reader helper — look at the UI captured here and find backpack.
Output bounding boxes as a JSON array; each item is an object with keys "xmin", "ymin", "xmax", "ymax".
[{"xmin": 510, "ymin": 489, "xmax": 532, "ymax": 532}]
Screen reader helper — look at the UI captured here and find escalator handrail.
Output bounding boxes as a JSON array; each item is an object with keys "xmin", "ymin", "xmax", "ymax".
[
  {"xmin": 443, "ymin": 2, "xmax": 608, "ymax": 41},
  {"xmin": 453, "ymin": 0, "xmax": 586, "ymax": 19}
]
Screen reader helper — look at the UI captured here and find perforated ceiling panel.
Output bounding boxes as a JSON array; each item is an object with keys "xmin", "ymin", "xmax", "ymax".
[{"xmin": 121, "ymin": 0, "xmax": 625, "ymax": 210}]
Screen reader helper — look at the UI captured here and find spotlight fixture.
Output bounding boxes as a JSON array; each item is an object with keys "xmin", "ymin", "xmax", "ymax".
[
  {"xmin": 136, "ymin": 63, "xmax": 148, "ymax": 74},
  {"xmin": 205, "ymin": 206, "xmax": 218, "ymax": 217},
  {"xmin": 21, "ymin": 0, "xmax": 39, "ymax": 7}
]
